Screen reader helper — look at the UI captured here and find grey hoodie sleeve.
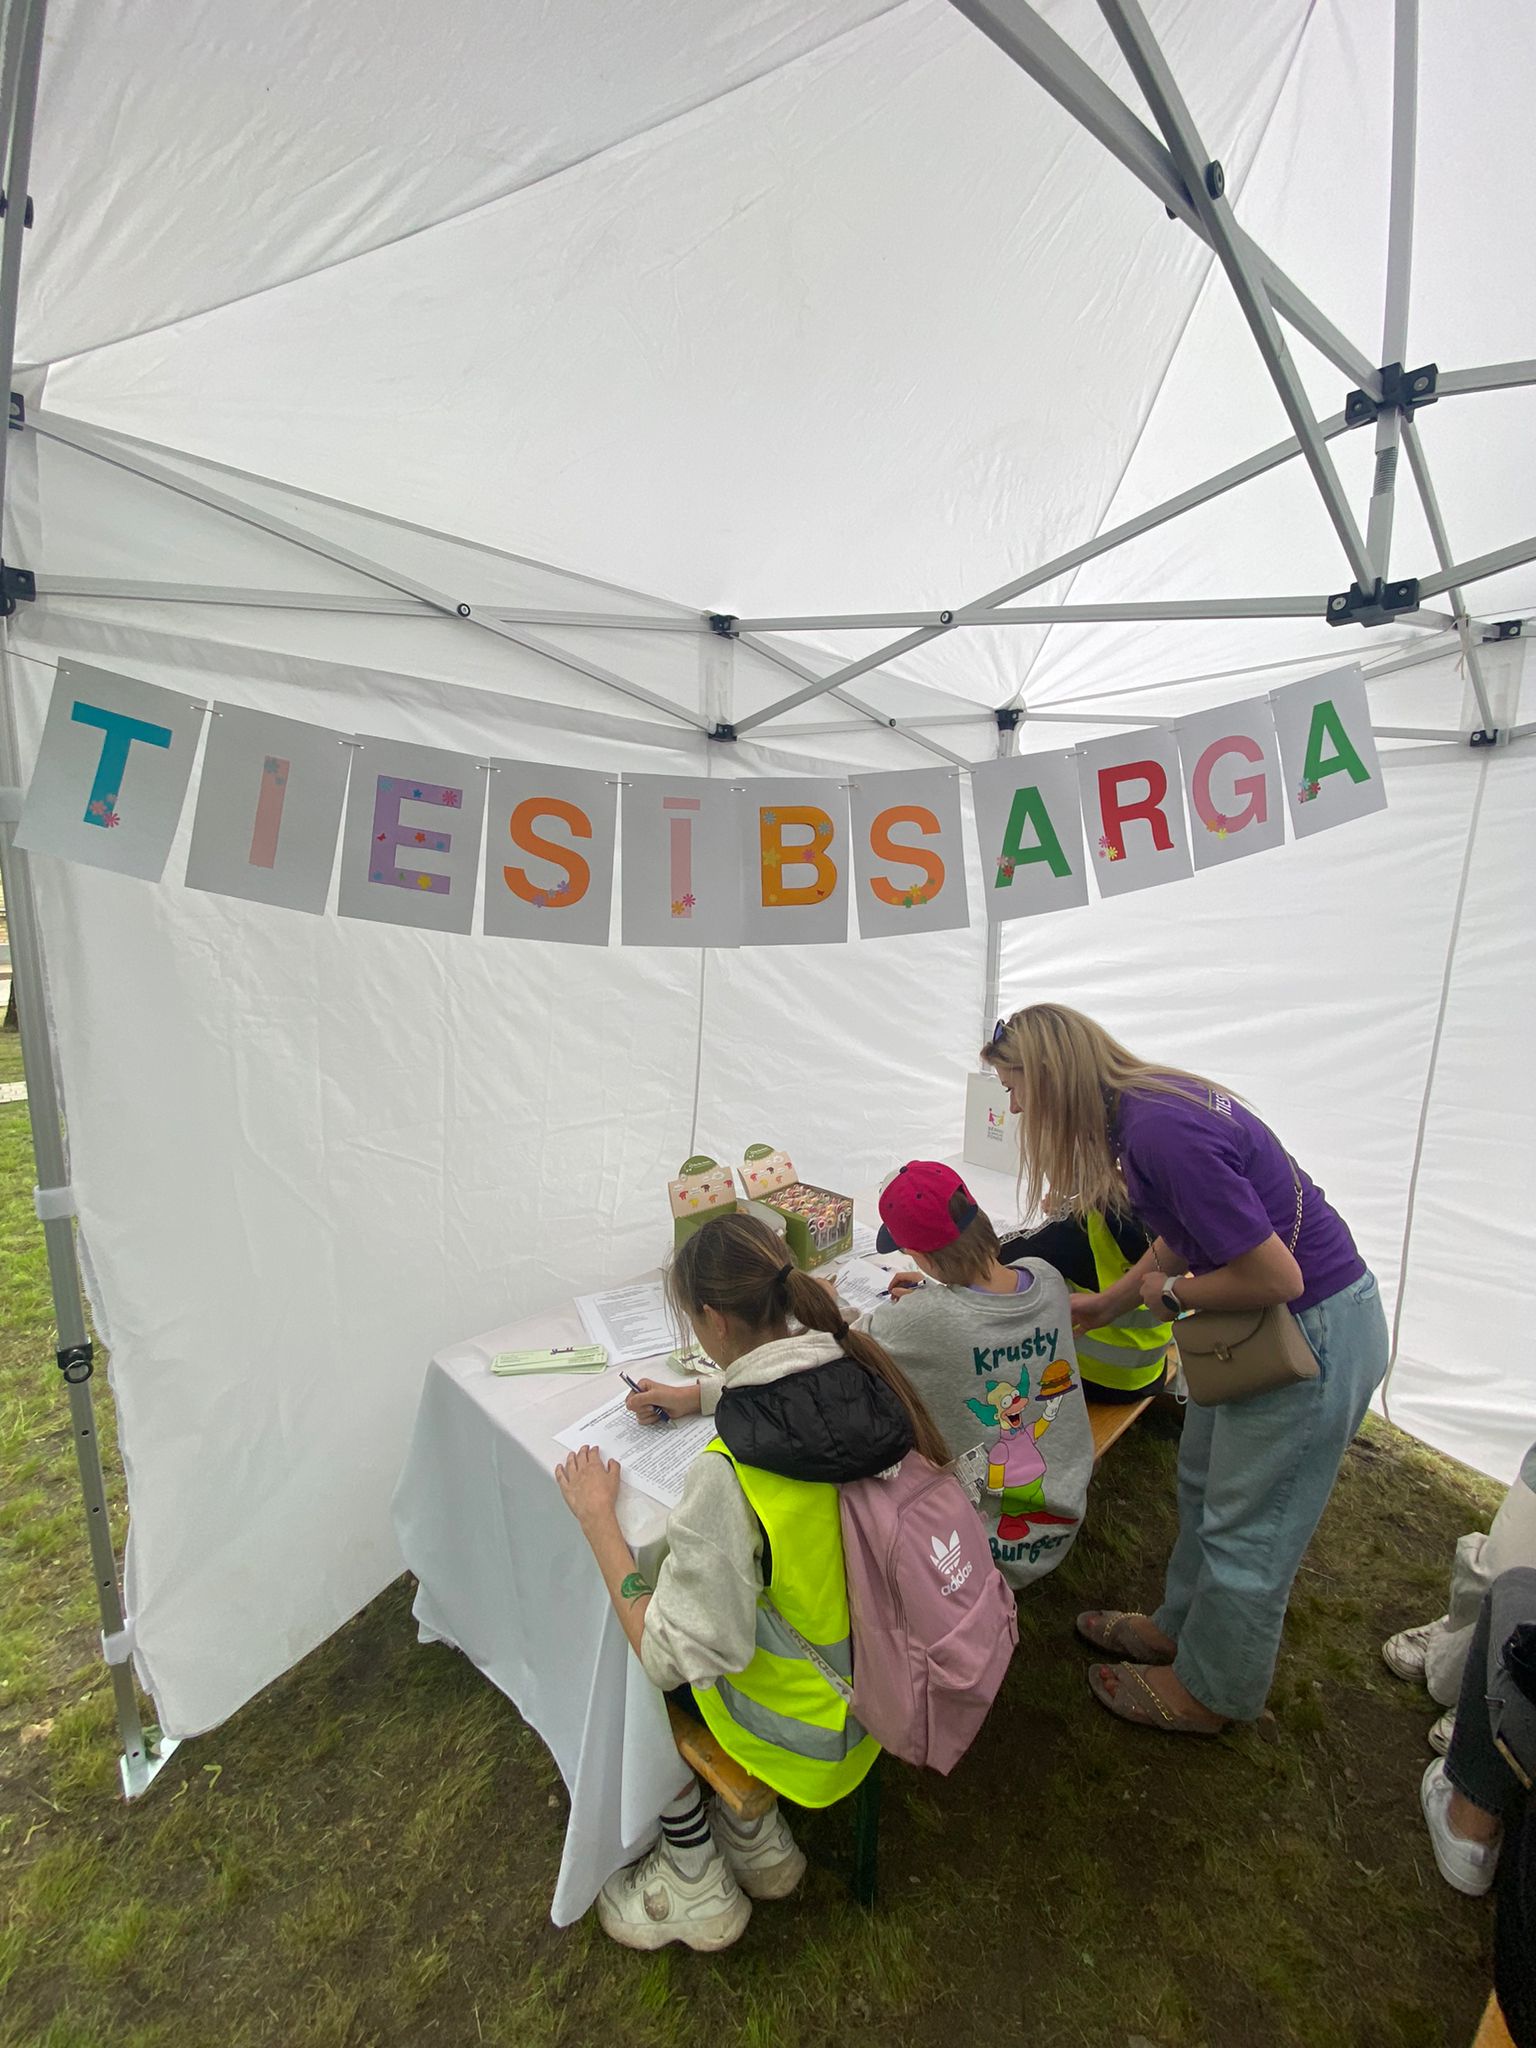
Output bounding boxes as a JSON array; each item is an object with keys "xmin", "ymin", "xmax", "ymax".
[{"xmin": 639, "ymin": 1451, "xmax": 763, "ymax": 1693}]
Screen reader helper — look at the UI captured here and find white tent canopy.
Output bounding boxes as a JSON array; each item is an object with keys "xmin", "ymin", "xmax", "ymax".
[{"xmin": 1, "ymin": 0, "xmax": 1532, "ymax": 1765}]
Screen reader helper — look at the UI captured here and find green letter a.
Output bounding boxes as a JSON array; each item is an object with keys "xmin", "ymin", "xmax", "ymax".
[
  {"xmin": 1303, "ymin": 698, "xmax": 1370, "ymax": 788},
  {"xmin": 996, "ymin": 784, "xmax": 1071, "ymax": 885}
]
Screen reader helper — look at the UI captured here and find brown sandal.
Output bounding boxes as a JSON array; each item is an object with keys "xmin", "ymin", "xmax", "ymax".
[
  {"xmin": 1087, "ymin": 1662, "xmax": 1227, "ymax": 1736},
  {"xmin": 1074, "ymin": 1610, "xmax": 1176, "ymax": 1664}
]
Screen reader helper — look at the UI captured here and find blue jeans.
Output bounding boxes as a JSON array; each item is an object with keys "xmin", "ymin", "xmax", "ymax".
[{"xmin": 1153, "ymin": 1271, "xmax": 1388, "ymax": 1721}]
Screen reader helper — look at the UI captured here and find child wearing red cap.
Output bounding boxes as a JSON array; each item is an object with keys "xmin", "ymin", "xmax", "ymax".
[{"xmin": 855, "ymin": 1161, "xmax": 1092, "ymax": 1586}]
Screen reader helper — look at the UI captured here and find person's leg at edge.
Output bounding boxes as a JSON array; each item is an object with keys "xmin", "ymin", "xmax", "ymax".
[
  {"xmin": 1442, "ymin": 1598, "xmax": 1512, "ymax": 1841},
  {"xmin": 1104, "ymin": 1271, "xmax": 1388, "ymax": 1726},
  {"xmin": 1420, "ymin": 1593, "xmax": 1511, "ymax": 1896}
]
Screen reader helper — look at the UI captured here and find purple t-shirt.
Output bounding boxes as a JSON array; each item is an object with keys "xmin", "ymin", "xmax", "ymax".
[{"xmin": 1114, "ymin": 1085, "xmax": 1364, "ymax": 1312}]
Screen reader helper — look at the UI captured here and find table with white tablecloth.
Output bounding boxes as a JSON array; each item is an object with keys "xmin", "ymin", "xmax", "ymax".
[{"xmin": 392, "ymin": 1158, "xmax": 1029, "ymax": 1925}]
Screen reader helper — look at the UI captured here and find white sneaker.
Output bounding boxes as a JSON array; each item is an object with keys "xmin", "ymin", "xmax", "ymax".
[
  {"xmin": 1419, "ymin": 1759, "xmax": 1500, "ymax": 1897},
  {"xmin": 711, "ymin": 1801, "xmax": 808, "ymax": 1901},
  {"xmin": 596, "ymin": 1841, "xmax": 751, "ymax": 1952},
  {"xmin": 1382, "ymin": 1619, "xmax": 1444, "ymax": 1682},
  {"xmin": 1428, "ymin": 1709, "xmax": 1455, "ymax": 1757}
]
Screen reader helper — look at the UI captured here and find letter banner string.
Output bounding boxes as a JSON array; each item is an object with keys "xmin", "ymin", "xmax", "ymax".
[{"xmin": 13, "ymin": 660, "xmax": 1388, "ymax": 947}]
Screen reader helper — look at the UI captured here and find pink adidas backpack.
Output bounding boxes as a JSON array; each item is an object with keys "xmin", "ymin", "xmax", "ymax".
[{"xmin": 840, "ymin": 1455, "xmax": 1018, "ymax": 1773}]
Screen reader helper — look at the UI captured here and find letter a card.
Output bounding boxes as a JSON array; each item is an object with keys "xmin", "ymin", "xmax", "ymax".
[
  {"xmin": 1270, "ymin": 665, "xmax": 1388, "ymax": 839},
  {"xmin": 970, "ymin": 750, "xmax": 1087, "ymax": 922}
]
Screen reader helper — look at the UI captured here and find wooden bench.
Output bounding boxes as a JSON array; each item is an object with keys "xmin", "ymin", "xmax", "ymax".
[
  {"xmin": 1472, "ymin": 1992, "xmax": 1516, "ymax": 2048},
  {"xmin": 667, "ymin": 1699, "xmax": 883, "ymax": 1907},
  {"xmin": 1088, "ymin": 1389, "xmax": 1160, "ymax": 1462}
]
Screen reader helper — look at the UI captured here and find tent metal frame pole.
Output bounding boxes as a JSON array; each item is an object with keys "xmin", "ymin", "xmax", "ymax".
[
  {"xmin": 735, "ymin": 631, "xmax": 974, "ymax": 769},
  {"xmin": 34, "ymin": 577, "xmax": 709, "ymax": 628},
  {"xmin": 28, "ymin": 410, "xmax": 713, "ymax": 733},
  {"xmin": 1094, "ymin": 0, "xmax": 1375, "ymax": 591},
  {"xmin": 946, "ymin": 0, "xmax": 1379, "ymax": 391},
  {"xmin": 1401, "ymin": 421, "xmax": 1498, "ymax": 733},
  {"xmin": 732, "ymin": 595, "xmax": 1452, "ymax": 632},
  {"xmin": 1435, "ymin": 360, "xmax": 1536, "ymax": 399},
  {"xmin": 982, "ymin": 719, "xmax": 1018, "ymax": 1039},
  {"xmin": 1416, "ymin": 532, "xmax": 1536, "ymax": 604},
  {"xmin": 0, "ymin": 0, "xmax": 172, "ymax": 1800},
  {"xmin": 1364, "ymin": 0, "xmax": 1418, "ymax": 580},
  {"xmin": 733, "ymin": 409, "xmax": 1350, "ymax": 733}
]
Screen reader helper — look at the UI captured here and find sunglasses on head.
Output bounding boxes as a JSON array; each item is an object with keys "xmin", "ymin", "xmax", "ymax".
[{"xmin": 991, "ymin": 1018, "xmax": 1008, "ymax": 1046}]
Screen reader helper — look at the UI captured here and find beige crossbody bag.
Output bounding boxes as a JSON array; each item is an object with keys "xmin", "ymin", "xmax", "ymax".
[{"xmin": 1171, "ymin": 1158, "xmax": 1319, "ymax": 1408}]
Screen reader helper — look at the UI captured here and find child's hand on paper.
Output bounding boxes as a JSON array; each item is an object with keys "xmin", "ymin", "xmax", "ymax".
[
  {"xmin": 886, "ymin": 1271, "xmax": 925, "ymax": 1301},
  {"xmin": 555, "ymin": 1445, "xmax": 622, "ymax": 1526},
  {"xmin": 624, "ymin": 1379, "xmax": 703, "ymax": 1426}
]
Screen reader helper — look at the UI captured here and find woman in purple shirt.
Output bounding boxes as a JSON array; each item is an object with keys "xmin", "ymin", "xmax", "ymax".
[{"xmin": 983, "ymin": 1002, "xmax": 1388, "ymax": 1735}]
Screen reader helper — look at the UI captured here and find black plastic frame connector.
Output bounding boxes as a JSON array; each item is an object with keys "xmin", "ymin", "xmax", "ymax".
[
  {"xmin": 1325, "ymin": 576, "xmax": 1420, "ymax": 628},
  {"xmin": 707, "ymin": 613, "xmax": 738, "ymax": 638},
  {"xmin": 0, "ymin": 562, "xmax": 36, "ymax": 616},
  {"xmin": 1345, "ymin": 361, "xmax": 1438, "ymax": 428},
  {"xmin": 707, "ymin": 722, "xmax": 737, "ymax": 742},
  {"xmin": 994, "ymin": 706, "xmax": 1023, "ymax": 731},
  {"xmin": 57, "ymin": 1341, "xmax": 94, "ymax": 1385}
]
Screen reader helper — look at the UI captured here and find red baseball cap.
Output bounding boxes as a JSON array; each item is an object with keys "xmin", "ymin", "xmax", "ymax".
[{"xmin": 876, "ymin": 1161, "xmax": 980, "ymax": 1255}]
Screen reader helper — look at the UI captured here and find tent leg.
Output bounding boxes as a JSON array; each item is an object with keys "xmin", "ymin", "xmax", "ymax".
[
  {"xmin": 0, "ymin": 0, "xmax": 174, "ymax": 1801},
  {"xmin": 0, "ymin": 654, "xmax": 173, "ymax": 1799}
]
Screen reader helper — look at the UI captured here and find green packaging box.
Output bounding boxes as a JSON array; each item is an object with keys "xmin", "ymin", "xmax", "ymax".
[{"xmin": 738, "ymin": 1144, "xmax": 853, "ymax": 1272}]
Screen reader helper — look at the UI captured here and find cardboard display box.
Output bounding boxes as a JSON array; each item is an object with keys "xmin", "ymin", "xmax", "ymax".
[
  {"xmin": 666, "ymin": 1153, "xmax": 789, "ymax": 1252},
  {"xmin": 737, "ymin": 1144, "xmax": 853, "ymax": 1271}
]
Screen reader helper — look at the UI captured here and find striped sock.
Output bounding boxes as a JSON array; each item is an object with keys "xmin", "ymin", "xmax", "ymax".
[{"xmin": 659, "ymin": 1784, "xmax": 716, "ymax": 1879}]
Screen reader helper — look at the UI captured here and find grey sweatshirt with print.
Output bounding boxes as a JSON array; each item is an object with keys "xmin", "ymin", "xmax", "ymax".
[{"xmin": 862, "ymin": 1260, "xmax": 1090, "ymax": 1587}]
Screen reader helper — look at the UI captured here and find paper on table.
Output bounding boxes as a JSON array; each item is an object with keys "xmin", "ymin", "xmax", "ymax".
[
  {"xmin": 848, "ymin": 1220, "xmax": 879, "ymax": 1260},
  {"xmin": 830, "ymin": 1255, "xmax": 909, "ymax": 1317},
  {"xmin": 575, "ymin": 1281, "xmax": 677, "ymax": 1365},
  {"xmin": 554, "ymin": 1390, "xmax": 718, "ymax": 1510}
]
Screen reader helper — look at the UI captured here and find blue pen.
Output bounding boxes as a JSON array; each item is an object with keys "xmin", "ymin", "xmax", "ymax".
[{"xmin": 620, "ymin": 1371, "xmax": 669, "ymax": 1424}]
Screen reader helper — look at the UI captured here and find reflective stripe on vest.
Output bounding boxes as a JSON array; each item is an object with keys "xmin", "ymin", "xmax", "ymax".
[
  {"xmin": 693, "ymin": 1439, "xmax": 881, "ymax": 1809},
  {"xmin": 1076, "ymin": 1211, "xmax": 1173, "ymax": 1392}
]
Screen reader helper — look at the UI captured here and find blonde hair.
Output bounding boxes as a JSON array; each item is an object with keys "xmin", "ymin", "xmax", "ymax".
[
  {"xmin": 667, "ymin": 1211, "xmax": 952, "ymax": 1468},
  {"xmin": 981, "ymin": 1003, "xmax": 1218, "ymax": 1220}
]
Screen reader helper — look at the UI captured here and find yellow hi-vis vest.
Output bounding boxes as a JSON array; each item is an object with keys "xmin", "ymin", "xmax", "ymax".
[
  {"xmin": 693, "ymin": 1441, "xmax": 881, "ymax": 1808},
  {"xmin": 1072, "ymin": 1211, "xmax": 1173, "ymax": 1393}
]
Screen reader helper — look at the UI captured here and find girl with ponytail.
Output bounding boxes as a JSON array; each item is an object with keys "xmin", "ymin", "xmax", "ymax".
[{"xmin": 555, "ymin": 1211, "xmax": 947, "ymax": 1955}]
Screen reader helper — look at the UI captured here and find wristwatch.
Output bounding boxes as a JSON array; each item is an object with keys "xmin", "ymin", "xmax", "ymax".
[{"xmin": 1160, "ymin": 1275, "xmax": 1185, "ymax": 1317}]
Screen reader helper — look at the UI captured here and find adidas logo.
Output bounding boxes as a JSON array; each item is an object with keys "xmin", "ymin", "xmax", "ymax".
[{"xmin": 930, "ymin": 1529, "xmax": 962, "ymax": 1576}]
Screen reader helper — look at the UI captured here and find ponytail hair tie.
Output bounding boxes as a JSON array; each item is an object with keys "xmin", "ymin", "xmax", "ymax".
[
  {"xmin": 834, "ymin": 1319, "xmax": 851, "ymax": 1343},
  {"xmin": 774, "ymin": 1261, "xmax": 793, "ymax": 1284}
]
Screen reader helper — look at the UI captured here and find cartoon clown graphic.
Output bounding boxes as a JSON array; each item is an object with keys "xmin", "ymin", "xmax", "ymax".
[{"xmin": 965, "ymin": 1356, "xmax": 1079, "ymax": 1541}]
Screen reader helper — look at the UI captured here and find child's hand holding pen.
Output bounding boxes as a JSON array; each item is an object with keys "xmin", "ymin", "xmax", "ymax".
[{"xmin": 621, "ymin": 1374, "xmax": 702, "ymax": 1426}]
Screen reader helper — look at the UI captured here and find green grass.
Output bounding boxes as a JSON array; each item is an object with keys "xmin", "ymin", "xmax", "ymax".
[{"xmin": 0, "ymin": 1021, "xmax": 1504, "ymax": 2046}]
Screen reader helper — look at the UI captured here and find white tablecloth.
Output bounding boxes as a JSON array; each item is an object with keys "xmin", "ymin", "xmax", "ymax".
[
  {"xmin": 392, "ymin": 1161, "xmax": 1028, "ymax": 1927},
  {"xmin": 392, "ymin": 1276, "xmax": 689, "ymax": 1927}
]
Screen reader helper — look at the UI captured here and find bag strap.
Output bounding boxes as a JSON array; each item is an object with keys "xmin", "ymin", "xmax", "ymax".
[
  {"xmin": 762, "ymin": 1595, "xmax": 856, "ymax": 1705},
  {"xmin": 1286, "ymin": 1156, "xmax": 1304, "ymax": 1255},
  {"xmin": 1206, "ymin": 1089, "xmax": 1304, "ymax": 1255}
]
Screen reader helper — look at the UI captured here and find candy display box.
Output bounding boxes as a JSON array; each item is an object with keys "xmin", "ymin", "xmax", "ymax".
[
  {"xmin": 667, "ymin": 1154, "xmax": 742, "ymax": 1248},
  {"xmin": 666, "ymin": 1154, "xmax": 790, "ymax": 1251},
  {"xmin": 737, "ymin": 1144, "xmax": 853, "ymax": 1271}
]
